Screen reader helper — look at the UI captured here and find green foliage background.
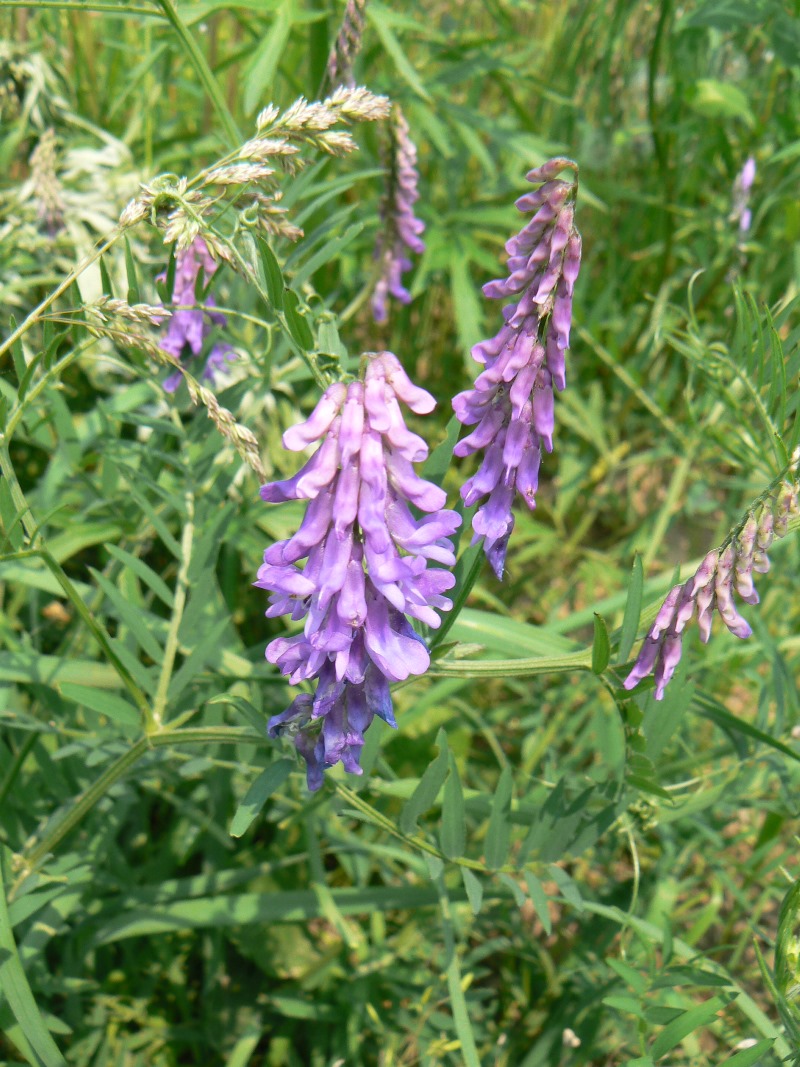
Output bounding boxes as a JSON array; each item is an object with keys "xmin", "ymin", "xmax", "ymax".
[{"xmin": 1, "ymin": 1, "xmax": 800, "ymax": 1064}]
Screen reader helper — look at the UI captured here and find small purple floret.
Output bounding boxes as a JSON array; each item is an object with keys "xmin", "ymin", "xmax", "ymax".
[{"xmin": 159, "ymin": 236, "xmax": 237, "ymax": 391}]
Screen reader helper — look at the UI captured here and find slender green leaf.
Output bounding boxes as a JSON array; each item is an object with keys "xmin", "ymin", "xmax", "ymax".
[
  {"xmin": 400, "ymin": 729, "xmax": 449, "ymax": 834},
  {"xmin": 524, "ymin": 871, "xmax": 552, "ymax": 935},
  {"xmin": 230, "ymin": 760, "xmax": 293, "ymax": 837},
  {"xmin": 592, "ymin": 613, "xmax": 610, "ymax": 674},
  {"xmin": 618, "ymin": 553, "xmax": 644, "ymax": 663},
  {"xmin": 59, "ymin": 683, "xmax": 140, "ymax": 727},
  {"xmin": 485, "ymin": 766, "xmax": 512, "ymax": 869},
  {"xmin": 0, "ymin": 851, "xmax": 67, "ymax": 1066},
  {"xmin": 439, "ymin": 754, "xmax": 466, "ymax": 860},
  {"xmin": 460, "ymin": 868, "xmax": 483, "ymax": 916},
  {"xmin": 650, "ymin": 995, "xmax": 728, "ymax": 1059}
]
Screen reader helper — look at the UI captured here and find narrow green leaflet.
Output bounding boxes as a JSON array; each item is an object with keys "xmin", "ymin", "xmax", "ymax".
[
  {"xmin": 524, "ymin": 871, "xmax": 552, "ymax": 935},
  {"xmin": 592, "ymin": 613, "xmax": 610, "ymax": 674},
  {"xmin": 439, "ymin": 754, "xmax": 466, "ymax": 860},
  {"xmin": 422, "ymin": 414, "xmax": 461, "ymax": 489},
  {"xmin": 649, "ymin": 994, "xmax": 730, "ymax": 1059},
  {"xmin": 368, "ymin": 3, "xmax": 432, "ymax": 101},
  {"xmin": 256, "ymin": 235, "xmax": 285, "ymax": 311},
  {"xmin": 229, "ymin": 760, "xmax": 293, "ymax": 838},
  {"xmin": 283, "ymin": 290, "xmax": 314, "ymax": 350},
  {"xmin": 460, "ymin": 868, "xmax": 483, "ymax": 916},
  {"xmin": 59, "ymin": 683, "xmax": 140, "ymax": 727},
  {"xmin": 399, "ymin": 729, "xmax": 449, "ymax": 834},
  {"xmin": 445, "ymin": 950, "xmax": 481, "ymax": 1067},
  {"xmin": 104, "ymin": 545, "xmax": 175, "ymax": 608},
  {"xmin": 485, "ymin": 766, "xmax": 513, "ymax": 869},
  {"xmin": 617, "ymin": 552, "xmax": 644, "ymax": 663},
  {"xmin": 242, "ymin": 1, "xmax": 293, "ymax": 115},
  {"xmin": 0, "ymin": 851, "xmax": 67, "ymax": 1066},
  {"xmin": 89, "ymin": 567, "xmax": 165, "ymax": 664},
  {"xmin": 719, "ymin": 1040, "xmax": 775, "ymax": 1066},
  {"xmin": 123, "ymin": 236, "xmax": 140, "ymax": 304}
]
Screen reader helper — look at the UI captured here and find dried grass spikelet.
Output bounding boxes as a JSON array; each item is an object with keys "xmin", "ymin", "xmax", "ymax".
[
  {"xmin": 118, "ymin": 86, "xmax": 389, "ymax": 247},
  {"xmin": 84, "ymin": 304, "xmax": 266, "ymax": 481}
]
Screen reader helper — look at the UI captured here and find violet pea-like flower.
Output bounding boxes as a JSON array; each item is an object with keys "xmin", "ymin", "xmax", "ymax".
[{"xmin": 158, "ymin": 236, "xmax": 237, "ymax": 391}]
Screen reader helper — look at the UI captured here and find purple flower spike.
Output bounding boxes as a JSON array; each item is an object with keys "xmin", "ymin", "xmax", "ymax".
[
  {"xmin": 257, "ymin": 352, "xmax": 460, "ymax": 789},
  {"xmin": 624, "ymin": 476, "xmax": 800, "ymax": 700},
  {"xmin": 372, "ymin": 107, "xmax": 425, "ymax": 323},
  {"xmin": 453, "ymin": 158, "xmax": 581, "ymax": 578},
  {"xmin": 158, "ymin": 236, "xmax": 237, "ymax": 391}
]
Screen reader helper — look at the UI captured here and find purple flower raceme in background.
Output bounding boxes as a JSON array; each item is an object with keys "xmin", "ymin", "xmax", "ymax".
[
  {"xmin": 256, "ymin": 352, "xmax": 460, "ymax": 789},
  {"xmin": 453, "ymin": 158, "xmax": 582, "ymax": 578},
  {"xmin": 159, "ymin": 236, "xmax": 236, "ymax": 392},
  {"xmin": 624, "ymin": 473, "xmax": 800, "ymax": 700},
  {"xmin": 372, "ymin": 107, "xmax": 425, "ymax": 324},
  {"xmin": 732, "ymin": 155, "xmax": 756, "ymax": 236},
  {"xmin": 325, "ymin": 0, "xmax": 367, "ymax": 90}
]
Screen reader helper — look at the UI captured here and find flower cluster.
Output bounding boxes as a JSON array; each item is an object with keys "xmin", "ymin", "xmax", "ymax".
[
  {"xmin": 158, "ymin": 237, "xmax": 236, "ymax": 393},
  {"xmin": 452, "ymin": 158, "xmax": 582, "ymax": 578},
  {"xmin": 731, "ymin": 156, "xmax": 756, "ymax": 236},
  {"xmin": 257, "ymin": 352, "xmax": 460, "ymax": 789},
  {"xmin": 325, "ymin": 0, "xmax": 368, "ymax": 90},
  {"xmin": 624, "ymin": 479, "xmax": 800, "ymax": 699},
  {"xmin": 372, "ymin": 107, "xmax": 425, "ymax": 323}
]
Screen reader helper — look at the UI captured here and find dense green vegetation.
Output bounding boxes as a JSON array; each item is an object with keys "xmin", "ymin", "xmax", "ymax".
[{"xmin": 1, "ymin": 1, "xmax": 799, "ymax": 1064}]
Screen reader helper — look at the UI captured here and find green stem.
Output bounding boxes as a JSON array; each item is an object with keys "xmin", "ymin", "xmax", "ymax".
[
  {"xmin": 427, "ymin": 648, "xmax": 592, "ymax": 679},
  {"xmin": 0, "ymin": 733, "xmax": 38, "ymax": 809},
  {"xmin": 3, "ymin": 339, "xmax": 95, "ymax": 446},
  {"xmin": 4, "ymin": 549, "xmax": 151, "ymax": 716},
  {"xmin": 156, "ymin": 0, "xmax": 240, "ymax": 149},
  {"xmin": 18, "ymin": 726, "xmax": 259, "ymax": 878},
  {"xmin": 0, "ymin": 233, "xmax": 120, "ymax": 362},
  {"xmin": 0, "ymin": 443, "xmax": 39, "ymax": 546},
  {"xmin": 150, "ymin": 491, "xmax": 194, "ymax": 730},
  {"xmin": 0, "ymin": 0, "xmax": 161, "ymax": 11}
]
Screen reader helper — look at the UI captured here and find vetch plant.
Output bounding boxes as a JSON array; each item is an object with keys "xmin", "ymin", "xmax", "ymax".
[{"xmin": 3, "ymin": 7, "xmax": 800, "ymax": 1064}]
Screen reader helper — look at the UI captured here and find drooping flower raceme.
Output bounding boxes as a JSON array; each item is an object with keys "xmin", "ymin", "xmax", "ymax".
[
  {"xmin": 624, "ymin": 477, "xmax": 800, "ymax": 700},
  {"xmin": 453, "ymin": 158, "xmax": 582, "ymax": 578},
  {"xmin": 372, "ymin": 108, "xmax": 425, "ymax": 323},
  {"xmin": 256, "ymin": 352, "xmax": 460, "ymax": 789},
  {"xmin": 159, "ymin": 236, "xmax": 236, "ymax": 393}
]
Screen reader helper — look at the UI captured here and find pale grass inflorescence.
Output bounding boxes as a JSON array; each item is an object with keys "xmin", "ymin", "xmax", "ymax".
[{"xmin": 118, "ymin": 85, "xmax": 390, "ymax": 254}]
